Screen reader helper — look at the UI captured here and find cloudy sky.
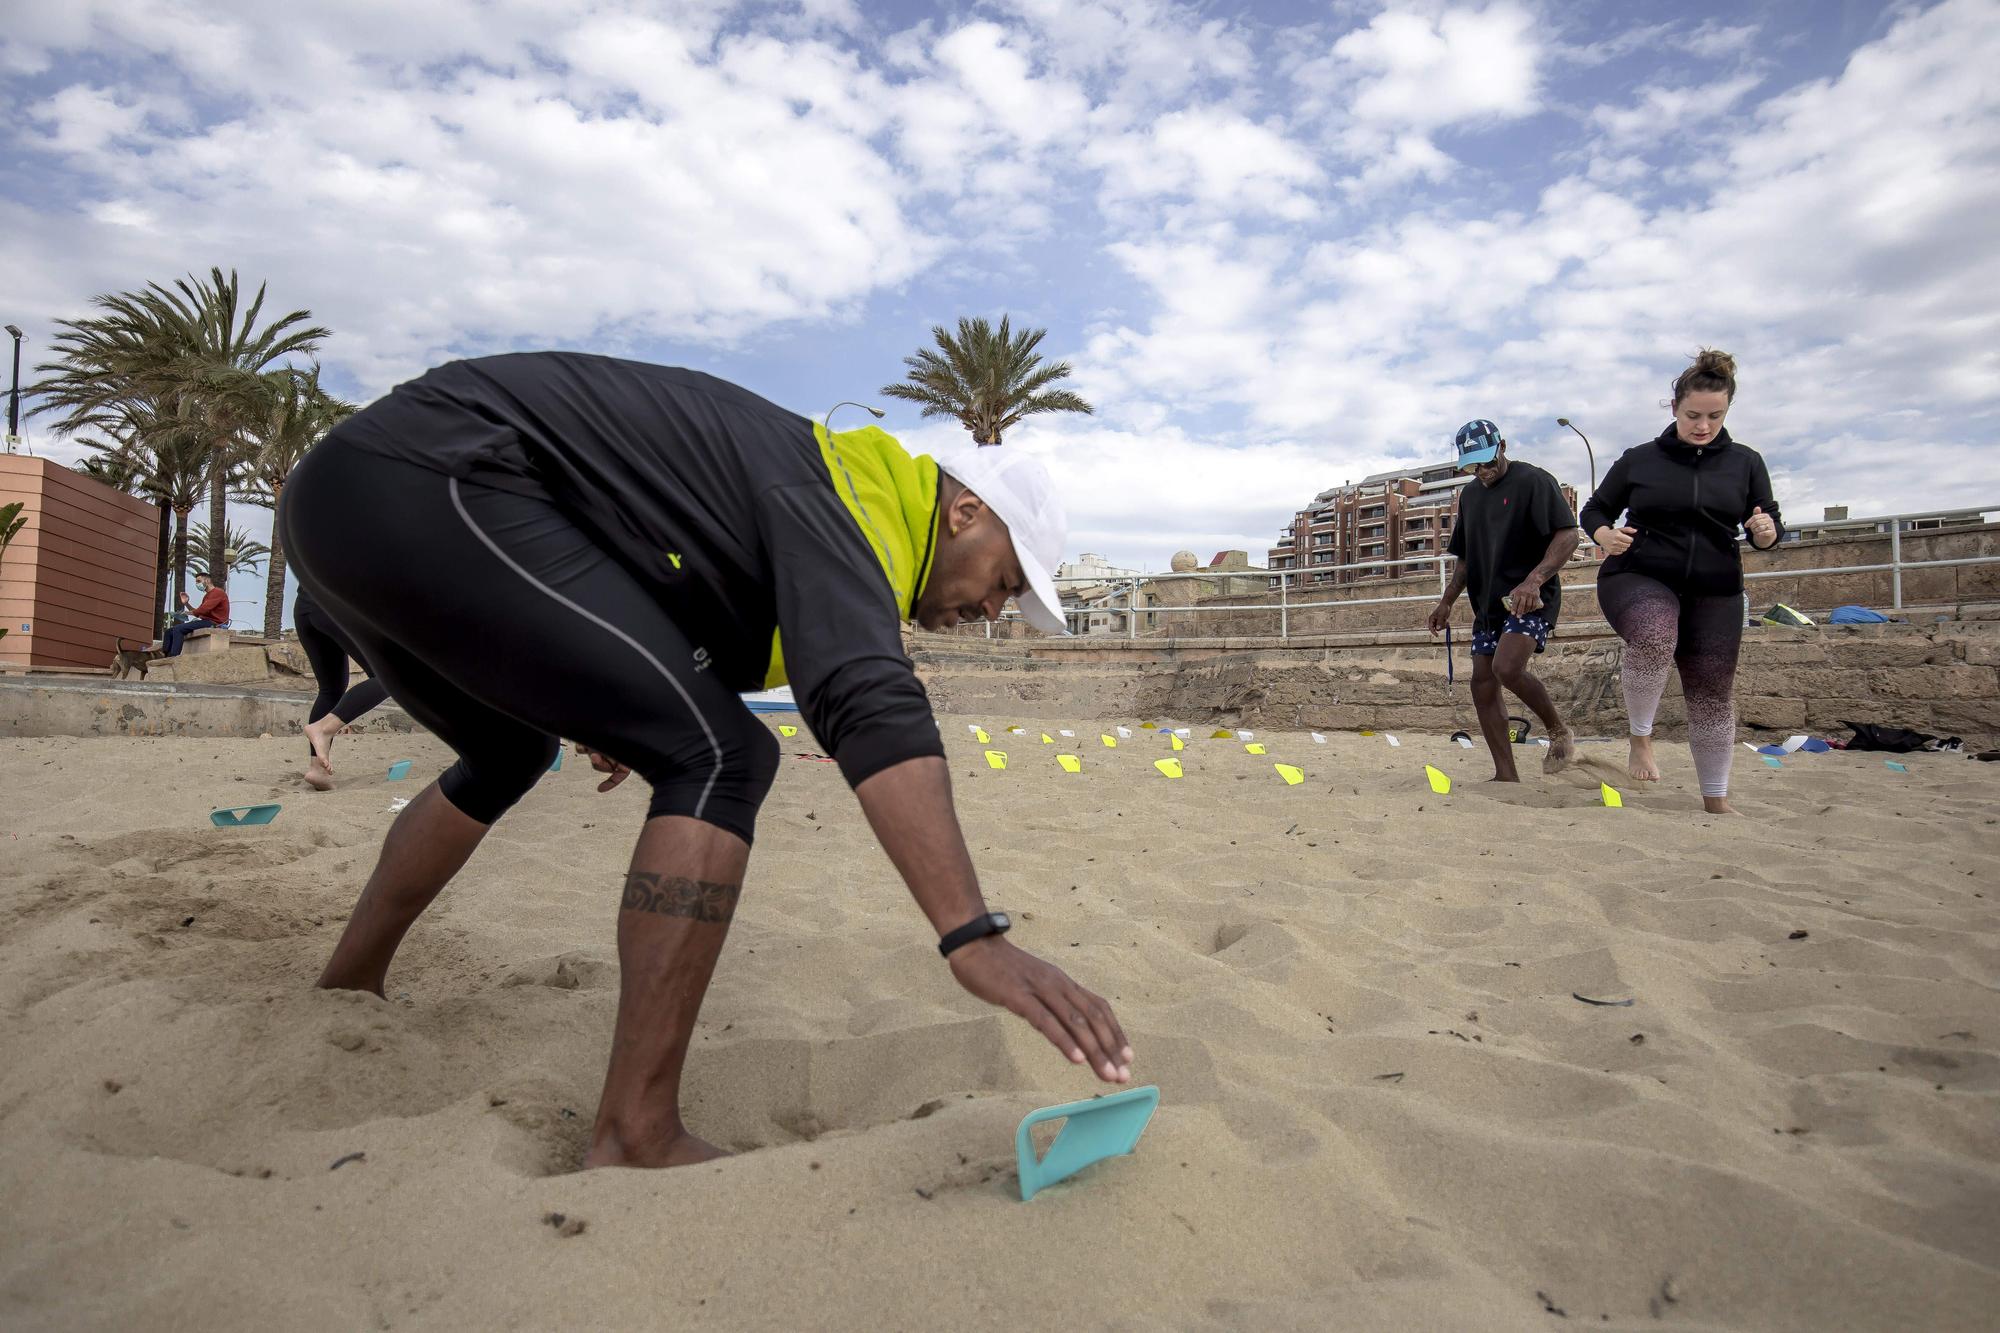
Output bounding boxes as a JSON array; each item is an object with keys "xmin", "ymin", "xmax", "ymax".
[{"xmin": 4, "ymin": 0, "xmax": 1997, "ymax": 625}]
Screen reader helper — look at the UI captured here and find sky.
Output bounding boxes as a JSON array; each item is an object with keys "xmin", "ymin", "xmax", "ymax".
[{"xmin": 4, "ymin": 0, "xmax": 1997, "ymax": 628}]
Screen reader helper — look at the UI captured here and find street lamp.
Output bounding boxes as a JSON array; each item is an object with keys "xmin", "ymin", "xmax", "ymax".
[
  {"xmin": 1556, "ymin": 416, "xmax": 1595, "ymax": 493},
  {"xmin": 4, "ymin": 325, "xmax": 21, "ymax": 453},
  {"xmin": 823, "ymin": 400, "xmax": 885, "ymax": 434}
]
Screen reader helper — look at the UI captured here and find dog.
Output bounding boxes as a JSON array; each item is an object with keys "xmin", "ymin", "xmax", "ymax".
[{"xmin": 111, "ymin": 638, "xmax": 161, "ymax": 680}]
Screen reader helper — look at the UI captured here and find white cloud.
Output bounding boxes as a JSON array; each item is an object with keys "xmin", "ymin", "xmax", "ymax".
[
  {"xmin": 1589, "ymin": 72, "xmax": 1765, "ymax": 147},
  {"xmin": 1084, "ymin": 107, "xmax": 1321, "ymax": 219}
]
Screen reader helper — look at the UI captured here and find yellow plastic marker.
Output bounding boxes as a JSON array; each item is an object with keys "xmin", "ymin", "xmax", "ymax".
[
  {"xmin": 778, "ymin": 724, "xmax": 797, "ymax": 737},
  {"xmin": 1600, "ymin": 783, "xmax": 1623, "ymax": 808},
  {"xmin": 1274, "ymin": 763, "xmax": 1305, "ymax": 786},
  {"xmin": 1210, "ymin": 728, "xmax": 1234, "ymax": 739},
  {"xmin": 985, "ymin": 750, "xmax": 1008, "ymax": 770},
  {"xmin": 1007, "ymin": 726, "xmax": 1025, "ymax": 734},
  {"xmin": 1154, "ymin": 758, "xmax": 1184, "ymax": 779},
  {"xmin": 1244, "ymin": 743, "xmax": 1267, "ymax": 755},
  {"xmin": 1424, "ymin": 765, "xmax": 1451, "ymax": 794},
  {"xmin": 974, "ymin": 728, "xmax": 990, "ymax": 744},
  {"xmin": 1041, "ymin": 733, "xmax": 1055, "ymax": 744},
  {"xmin": 1360, "ymin": 729, "xmax": 1375, "ymax": 737},
  {"xmin": 1057, "ymin": 754, "xmax": 1082, "ymax": 773},
  {"xmin": 1101, "ymin": 734, "xmax": 1118, "ymax": 747},
  {"xmin": 1139, "ymin": 722, "xmax": 1158, "ymax": 730},
  {"xmin": 1170, "ymin": 734, "xmax": 1185, "ymax": 751}
]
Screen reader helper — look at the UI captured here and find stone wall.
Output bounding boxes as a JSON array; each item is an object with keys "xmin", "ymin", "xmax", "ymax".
[{"xmin": 913, "ymin": 620, "xmax": 2000, "ymax": 744}]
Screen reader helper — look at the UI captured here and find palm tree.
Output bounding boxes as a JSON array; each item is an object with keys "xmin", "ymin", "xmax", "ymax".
[
  {"xmin": 879, "ymin": 315, "xmax": 1093, "ymax": 446},
  {"xmin": 233, "ymin": 365, "xmax": 355, "ymax": 637},
  {"xmin": 29, "ymin": 269, "xmax": 328, "ymax": 632},
  {"xmin": 189, "ymin": 520, "xmax": 269, "ymax": 579}
]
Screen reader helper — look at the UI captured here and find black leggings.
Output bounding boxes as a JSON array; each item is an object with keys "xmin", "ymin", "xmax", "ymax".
[
  {"xmin": 276, "ymin": 439, "xmax": 779, "ymax": 840},
  {"xmin": 295, "ymin": 596, "xmax": 389, "ymax": 750}
]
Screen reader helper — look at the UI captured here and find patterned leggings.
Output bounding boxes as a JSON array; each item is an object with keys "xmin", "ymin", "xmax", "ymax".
[{"xmin": 1598, "ymin": 573, "xmax": 1744, "ymax": 797}]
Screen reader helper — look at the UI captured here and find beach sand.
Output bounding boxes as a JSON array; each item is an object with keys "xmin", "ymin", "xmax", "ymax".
[{"xmin": 2, "ymin": 720, "xmax": 1997, "ymax": 1329}]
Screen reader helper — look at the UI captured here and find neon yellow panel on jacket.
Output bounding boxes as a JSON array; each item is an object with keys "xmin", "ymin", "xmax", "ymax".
[{"xmin": 762, "ymin": 422, "xmax": 941, "ymax": 688}]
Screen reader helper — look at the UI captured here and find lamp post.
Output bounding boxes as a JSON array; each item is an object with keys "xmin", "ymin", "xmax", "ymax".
[
  {"xmin": 823, "ymin": 400, "xmax": 885, "ymax": 434},
  {"xmin": 1556, "ymin": 416, "xmax": 1595, "ymax": 493},
  {"xmin": 4, "ymin": 325, "xmax": 22, "ymax": 454}
]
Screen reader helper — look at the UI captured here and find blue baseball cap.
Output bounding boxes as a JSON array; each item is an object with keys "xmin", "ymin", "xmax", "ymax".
[{"xmin": 1453, "ymin": 419, "xmax": 1503, "ymax": 470}]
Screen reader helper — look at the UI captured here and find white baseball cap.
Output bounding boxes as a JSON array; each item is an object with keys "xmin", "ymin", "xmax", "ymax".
[{"xmin": 932, "ymin": 446, "xmax": 1069, "ymax": 635}]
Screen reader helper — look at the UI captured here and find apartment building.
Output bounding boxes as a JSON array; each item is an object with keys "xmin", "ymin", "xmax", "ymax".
[{"xmin": 1266, "ymin": 462, "xmax": 1579, "ymax": 587}]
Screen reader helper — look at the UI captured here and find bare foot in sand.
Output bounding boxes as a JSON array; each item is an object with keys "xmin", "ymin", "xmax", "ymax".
[
  {"xmin": 1627, "ymin": 735, "xmax": 1661, "ymax": 781},
  {"xmin": 1702, "ymin": 796, "xmax": 1740, "ymax": 816},
  {"xmin": 305, "ymin": 756, "xmax": 334, "ymax": 791},
  {"xmin": 584, "ymin": 1129, "xmax": 729, "ymax": 1170},
  {"xmin": 303, "ymin": 715, "xmax": 341, "ymax": 774},
  {"xmin": 1543, "ymin": 726, "xmax": 1575, "ymax": 774}
]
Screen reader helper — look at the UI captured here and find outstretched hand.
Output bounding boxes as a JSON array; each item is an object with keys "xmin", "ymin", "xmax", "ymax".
[
  {"xmin": 948, "ymin": 935, "xmax": 1132, "ymax": 1083},
  {"xmin": 575, "ymin": 743, "xmax": 632, "ymax": 792}
]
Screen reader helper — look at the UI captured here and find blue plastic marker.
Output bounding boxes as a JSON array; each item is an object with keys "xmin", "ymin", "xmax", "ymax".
[
  {"xmin": 549, "ymin": 748, "xmax": 564, "ymax": 772},
  {"xmin": 1885, "ymin": 760, "xmax": 1908, "ymax": 772},
  {"xmin": 1015, "ymin": 1085, "xmax": 1159, "ymax": 1201},
  {"xmin": 211, "ymin": 804, "xmax": 281, "ymax": 827},
  {"xmin": 386, "ymin": 760, "xmax": 414, "ymax": 781},
  {"xmin": 1762, "ymin": 756, "xmax": 1783, "ymax": 768}
]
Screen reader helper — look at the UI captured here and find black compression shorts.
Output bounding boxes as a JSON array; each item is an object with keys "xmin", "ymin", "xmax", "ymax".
[{"xmin": 277, "ymin": 437, "xmax": 779, "ymax": 840}]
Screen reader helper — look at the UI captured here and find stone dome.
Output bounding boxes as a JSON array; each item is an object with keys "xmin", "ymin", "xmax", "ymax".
[{"xmin": 1169, "ymin": 550, "xmax": 1199, "ymax": 573}]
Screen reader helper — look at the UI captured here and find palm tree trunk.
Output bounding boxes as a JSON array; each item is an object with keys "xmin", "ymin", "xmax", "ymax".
[
  {"xmin": 153, "ymin": 501, "xmax": 172, "ymax": 636},
  {"xmin": 206, "ymin": 469, "xmax": 228, "ymax": 582},
  {"xmin": 263, "ymin": 481, "xmax": 286, "ymax": 640},
  {"xmin": 171, "ymin": 505, "xmax": 191, "ymax": 617}
]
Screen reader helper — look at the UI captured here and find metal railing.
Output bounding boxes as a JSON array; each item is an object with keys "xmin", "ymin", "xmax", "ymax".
[{"xmin": 991, "ymin": 503, "xmax": 1999, "ymax": 641}]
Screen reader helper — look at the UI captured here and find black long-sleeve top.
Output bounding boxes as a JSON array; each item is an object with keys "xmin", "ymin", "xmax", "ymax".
[{"xmin": 1578, "ymin": 425, "xmax": 1785, "ymax": 596}]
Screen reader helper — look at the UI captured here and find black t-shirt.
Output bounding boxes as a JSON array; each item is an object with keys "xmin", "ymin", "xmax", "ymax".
[{"xmin": 1446, "ymin": 460, "xmax": 1574, "ymax": 634}]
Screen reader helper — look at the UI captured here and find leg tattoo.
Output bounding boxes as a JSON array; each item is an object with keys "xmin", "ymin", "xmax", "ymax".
[{"xmin": 621, "ymin": 872, "xmax": 741, "ymax": 923}]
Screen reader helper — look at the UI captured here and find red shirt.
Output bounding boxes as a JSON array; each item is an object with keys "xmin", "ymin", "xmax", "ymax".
[{"xmin": 193, "ymin": 586, "xmax": 229, "ymax": 625}]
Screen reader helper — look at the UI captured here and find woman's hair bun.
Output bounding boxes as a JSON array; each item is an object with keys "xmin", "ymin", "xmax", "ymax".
[{"xmin": 1673, "ymin": 346, "xmax": 1737, "ymax": 403}]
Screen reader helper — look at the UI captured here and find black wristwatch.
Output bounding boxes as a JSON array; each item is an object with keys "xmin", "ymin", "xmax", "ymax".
[{"xmin": 938, "ymin": 911, "xmax": 1011, "ymax": 958}]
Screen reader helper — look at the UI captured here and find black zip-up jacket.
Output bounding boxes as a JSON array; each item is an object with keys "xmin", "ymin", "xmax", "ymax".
[{"xmin": 1578, "ymin": 425, "xmax": 1784, "ymax": 597}]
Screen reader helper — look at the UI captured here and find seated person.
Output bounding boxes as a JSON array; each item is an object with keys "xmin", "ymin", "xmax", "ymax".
[{"xmin": 162, "ymin": 571, "xmax": 229, "ymax": 657}]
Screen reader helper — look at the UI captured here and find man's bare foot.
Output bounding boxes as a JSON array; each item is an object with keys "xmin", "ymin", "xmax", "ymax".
[
  {"xmin": 1543, "ymin": 727, "xmax": 1575, "ymax": 774},
  {"xmin": 1627, "ymin": 735, "xmax": 1661, "ymax": 781},
  {"xmin": 1702, "ymin": 796, "xmax": 1740, "ymax": 815},
  {"xmin": 1486, "ymin": 774, "xmax": 1521, "ymax": 783},
  {"xmin": 305, "ymin": 756, "xmax": 334, "ymax": 791},
  {"xmin": 583, "ymin": 1128, "xmax": 729, "ymax": 1170}
]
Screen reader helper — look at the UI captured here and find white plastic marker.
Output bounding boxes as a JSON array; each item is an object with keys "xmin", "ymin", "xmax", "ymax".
[
  {"xmin": 1116, "ymin": 726, "xmax": 1133, "ymax": 739},
  {"xmin": 967, "ymin": 724, "xmax": 983, "ymax": 735},
  {"xmin": 1455, "ymin": 736, "xmax": 1475, "ymax": 749},
  {"xmin": 1059, "ymin": 729, "xmax": 1076, "ymax": 738},
  {"xmin": 1008, "ymin": 726, "xmax": 1026, "ymax": 735},
  {"xmin": 1385, "ymin": 735, "xmax": 1401, "ymax": 747},
  {"xmin": 1310, "ymin": 733, "xmax": 1327, "ymax": 744},
  {"xmin": 1781, "ymin": 735, "xmax": 1808, "ymax": 753},
  {"xmin": 1236, "ymin": 729, "xmax": 1254, "ymax": 741},
  {"xmin": 1174, "ymin": 728, "xmax": 1191, "ymax": 739}
]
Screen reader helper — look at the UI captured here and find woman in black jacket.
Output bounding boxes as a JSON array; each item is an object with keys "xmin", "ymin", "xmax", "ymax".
[{"xmin": 1577, "ymin": 349, "xmax": 1783, "ymax": 813}]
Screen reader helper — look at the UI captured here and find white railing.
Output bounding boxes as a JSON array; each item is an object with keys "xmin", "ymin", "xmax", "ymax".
[{"xmin": 986, "ymin": 503, "xmax": 1998, "ymax": 641}]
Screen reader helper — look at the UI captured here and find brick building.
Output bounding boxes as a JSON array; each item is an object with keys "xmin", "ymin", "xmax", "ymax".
[{"xmin": 1266, "ymin": 462, "xmax": 1579, "ymax": 588}]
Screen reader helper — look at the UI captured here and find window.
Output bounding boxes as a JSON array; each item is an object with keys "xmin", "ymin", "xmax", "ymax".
[
  {"xmin": 1313, "ymin": 533, "xmax": 1332, "ymax": 546},
  {"xmin": 1313, "ymin": 552, "xmax": 1332, "ymax": 564}
]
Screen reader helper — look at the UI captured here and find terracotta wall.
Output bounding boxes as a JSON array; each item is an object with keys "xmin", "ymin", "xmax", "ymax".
[{"xmin": 0, "ymin": 457, "xmax": 160, "ymax": 671}]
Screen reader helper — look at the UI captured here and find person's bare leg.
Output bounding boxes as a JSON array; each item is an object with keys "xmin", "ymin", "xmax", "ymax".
[
  {"xmin": 316, "ymin": 782, "xmax": 490, "ymax": 995},
  {"xmin": 1469, "ymin": 655, "xmax": 1519, "ymax": 782},
  {"xmin": 585, "ymin": 815, "xmax": 751, "ymax": 1170},
  {"xmin": 1702, "ymin": 796, "xmax": 1740, "ymax": 815},
  {"xmin": 304, "ymin": 712, "xmax": 342, "ymax": 773},
  {"xmin": 1491, "ymin": 635, "xmax": 1572, "ymax": 774}
]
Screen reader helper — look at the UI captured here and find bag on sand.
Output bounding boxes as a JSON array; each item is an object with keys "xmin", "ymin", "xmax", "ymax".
[{"xmin": 1761, "ymin": 603, "xmax": 1815, "ymax": 627}]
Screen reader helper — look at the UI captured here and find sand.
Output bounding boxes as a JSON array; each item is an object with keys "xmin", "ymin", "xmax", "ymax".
[{"xmin": 1, "ymin": 719, "xmax": 1997, "ymax": 1330}]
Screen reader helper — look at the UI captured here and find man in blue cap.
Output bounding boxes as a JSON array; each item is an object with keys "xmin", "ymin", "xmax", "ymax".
[{"xmin": 1426, "ymin": 419, "xmax": 1579, "ymax": 780}]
